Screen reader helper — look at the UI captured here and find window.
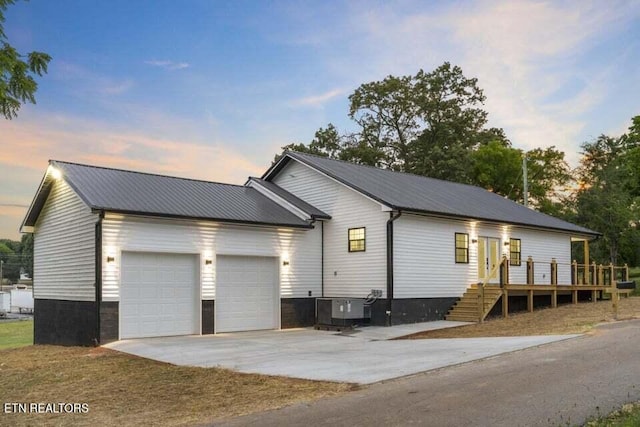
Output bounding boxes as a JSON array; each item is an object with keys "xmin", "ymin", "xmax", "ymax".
[
  {"xmin": 348, "ymin": 227, "xmax": 366, "ymax": 252},
  {"xmin": 510, "ymin": 238, "xmax": 521, "ymax": 266},
  {"xmin": 455, "ymin": 233, "xmax": 469, "ymax": 263}
]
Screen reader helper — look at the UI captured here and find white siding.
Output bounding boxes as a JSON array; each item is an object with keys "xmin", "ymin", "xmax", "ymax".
[
  {"xmin": 272, "ymin": 160, "xmax": 389, "ymax": 298},
  {"xmin": 33, "ymin": 180, "xmax": 97, "ymax": 301},
  {"xmin": 394, "ymin": 214, "xmax": 573, "ymax": 298},
  {"xmin": 101, "ymin": 214, "xmax": 320, "ymax": 301},
  {"xmin": 393, "ymin": 215, "xmax": 476, "ymax": 298}
]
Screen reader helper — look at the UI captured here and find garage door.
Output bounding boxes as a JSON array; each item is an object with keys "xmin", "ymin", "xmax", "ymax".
[
  {"xmin": 120, "ymin": 252, "xmax": 199, "ymax": 339},
  {"xmin": 216, "ymin": 255, "xmax": 279, "ymax": 333}
]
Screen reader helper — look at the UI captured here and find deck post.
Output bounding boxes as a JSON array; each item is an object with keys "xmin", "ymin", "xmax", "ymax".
[
  {"xmin": 552, "ymin": 288, "xmax": 558, "ymax": 308},
  {"xmin": 610, "ymin": 263, "xmax": 618, "ymax": 320},
  {"xmin": 550, "ymin": 258, "xmax": 557, "ymax": 285},
  {"xmin": 584, "ymin": 240, "xmax": 590, "ymax": 284},
  {"xmin": 527, "ymin": 256, "xmax": 534, "ymax": 285},
  {"xmin": 502, "ymin": 288, "xmax": 509, "ymax": 318},
  {"xmin": 572, "ymin": 260, "xmax": 578, "ymax": 285},
  {"xmin": 598, "ymin": 264, "xmax": 604, "ymax": 287},
  {"xmin": 572, "ymin": 289, "xmax": 578, "ymax": 304},
  {"xmin": 624, "ymin": 263, "xmax": 629, "ymax": 281},
  {"xmin": 591, "ymin": 262, "xmax": 597, "ymax": 285},
  {"xmin": 478, "ymin": 282, "xmax": 484, "ymax": 323},
  {"xmin": 499, "ymin": 256, "xmax": 509, "ymax": 286},
  {"xmin": 592, "ymin": 289, "xmax": 598, "ymax": 303},
  {"xmin": 527, "ymin": 289, "xmax": 534, "ymax": 312}
]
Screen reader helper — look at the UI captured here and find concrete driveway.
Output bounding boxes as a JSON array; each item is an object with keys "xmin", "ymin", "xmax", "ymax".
[{"xmin": 105, "ymin": 321, "xmax": 579, "ymax": 384}]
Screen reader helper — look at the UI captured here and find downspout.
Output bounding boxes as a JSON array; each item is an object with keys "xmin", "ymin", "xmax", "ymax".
[
  {"xmin": 94, "ymin": 211, "xmax": 104, "ymax": 346},
  {"xmin": 386, "ymin": 210, "xmax": 402, "ymax": 326},
  {"xmin": 321, "ymin": 220, "xmax": 324, "ymax": 298}
]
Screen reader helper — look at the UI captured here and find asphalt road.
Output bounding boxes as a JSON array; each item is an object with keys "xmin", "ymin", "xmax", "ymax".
[{"xmin": 216, "ymin": 320, "xmax": 640, "ymax": 427}]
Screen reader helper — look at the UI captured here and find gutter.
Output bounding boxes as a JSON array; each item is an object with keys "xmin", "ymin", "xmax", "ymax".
[
  {"xmin": 386, "ymin": 210, "xmax": 402, "ymax": 326},
  {"xmin": 94, "ymin": 210, "xmax": 104, "ymax": 346}
]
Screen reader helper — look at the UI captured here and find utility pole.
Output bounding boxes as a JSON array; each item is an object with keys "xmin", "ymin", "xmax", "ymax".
[{"xmin": 522, "ymin": 156, "xmax": 528, "ymax": 207}]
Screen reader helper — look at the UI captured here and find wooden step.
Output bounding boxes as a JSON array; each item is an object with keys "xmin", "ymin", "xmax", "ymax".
[{"xmin": 446, "ymin": 284, "xmax": 504, "ymax": 323}]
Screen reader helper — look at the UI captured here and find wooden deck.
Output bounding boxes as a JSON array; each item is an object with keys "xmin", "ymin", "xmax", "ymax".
[{"xmin": 446, "ymin": 257, "xmax": 633, "ymax": 323}]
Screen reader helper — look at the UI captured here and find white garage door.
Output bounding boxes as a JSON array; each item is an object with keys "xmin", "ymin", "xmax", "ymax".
[
  {"xmin": 120, "ymin": 252, "xmax": 199, "ymax": 339},
  {"xmin": 216, "ymin": 255, "xmax": 279, "ymax": 333}
]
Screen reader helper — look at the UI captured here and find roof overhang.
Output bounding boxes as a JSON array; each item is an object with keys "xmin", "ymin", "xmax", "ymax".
[{"xmin": 20, "ymin": 161, "xmax": 62, "ymax": 233}]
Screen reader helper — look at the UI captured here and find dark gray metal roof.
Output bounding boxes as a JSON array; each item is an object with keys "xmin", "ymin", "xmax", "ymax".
[
  {"xmin": 264, "ymin": 151, "xmax": 599, "ymax": 236},
  {"xmin": 23, "ymin": 160, "xmax": 313, "ymax": 229},
  {"xmin": 247, "ymin": 178, "xmax": 331, "ymax": 220}
]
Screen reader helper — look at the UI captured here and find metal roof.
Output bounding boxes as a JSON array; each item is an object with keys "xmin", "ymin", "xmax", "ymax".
[
  {"xmin": 247, "ymin": 177, "xmax": 331, "ymax": 220},
  {"xmin": 264, "ymin": 151, "xmax": 599, "ymax": 236},
  {"xmin": 23, "ymin": 161, "xmax": 313, "ymax": 229}
]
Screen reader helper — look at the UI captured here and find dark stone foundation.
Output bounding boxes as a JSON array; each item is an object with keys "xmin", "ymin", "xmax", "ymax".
[
  {"xmin": 99, "ymin": 301, "xmax": 119, "ymax": 344},
  {"xmin": 202, "ymin": 300, "xmax": 215, "ymax": 334},
  {"xmin": 34, "ymin": 299, "xmax": 97, "ymax": 346},
  {"xmin": 281, "ymin": 298, "xmax": 315, "ymax": 328}
]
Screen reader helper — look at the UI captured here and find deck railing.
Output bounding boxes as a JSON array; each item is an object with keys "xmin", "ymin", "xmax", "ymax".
[{"xmin": 482, "ymin": 256, "xmax": 633, "ymax": 320}]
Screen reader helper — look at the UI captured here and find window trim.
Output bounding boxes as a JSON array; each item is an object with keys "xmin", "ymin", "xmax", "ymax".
[
  {"xmin": 348, "ymin": 227, "xmax": 366, "ymax": 252},
  {"xmin": 454, "ymin": 232, "xmax": 469, "ymax": 264},
  {"xmin": 509, "ymin": 238, "xmax": 522, "ymax": 266}
]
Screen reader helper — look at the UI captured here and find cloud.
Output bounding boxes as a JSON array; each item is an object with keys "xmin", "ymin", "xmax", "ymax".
[
  {"xmin": 100, "ymin": 79, "xmax": 135, "ymax": 95},
  {"xmin": 0, "ymin": 111, "xmax": 268, "ymax": 237},
  {"xmin": 300, "ymin": 0, "xmax": 640, "ymax": 166},
  {"xmin": 53, "ymin": 60, "xmax": 135, "ymax": 96},
  {"xmin": 145, "ymin": 60, "xmax": 190, "ymax": 70},
  {"xmin": 291, "ymin": 88, "xmax": 345, "ymax": 108}
]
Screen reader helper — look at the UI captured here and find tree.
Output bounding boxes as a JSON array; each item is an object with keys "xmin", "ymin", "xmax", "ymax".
[
  {"xmin": 275, "ymin": 123, "xmax": 343, "ymax": 164},
  {"xmin": 469, "ymin": 142, "xmax": 571, "ymax": 212},
  {"xmin": 0, "ymin": 0, "xmax": 51, "ymax": 119},
  {"xmin": 572, "ymin": 127, "xmax": 640, "ymax": 265},
  {"xmin": 347, "ymin": 63, "xmax": 492, "ymax": 179},
  {"xmin": 0, "ymin": 241, "xmax": 20, "ymax": 282},
  {"xmin": 20, "ymin": 233, "xmax": 33, "ymax": 277},
  {"xmin": 406, "ymin": 63, "xmax": 488, "ymax": 182}
]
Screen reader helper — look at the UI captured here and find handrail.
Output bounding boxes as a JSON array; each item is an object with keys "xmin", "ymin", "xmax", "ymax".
[{"xmin": 477, "ymin": 256, "xmax": 507, "ymax": 322}]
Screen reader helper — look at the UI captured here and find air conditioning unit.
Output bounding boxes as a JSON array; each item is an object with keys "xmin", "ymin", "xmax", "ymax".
[{"xmin": 316, "ymin": 298, "xmax": 371, "ymax": 327}]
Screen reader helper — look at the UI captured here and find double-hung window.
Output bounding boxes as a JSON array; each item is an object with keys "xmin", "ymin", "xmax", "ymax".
[
  {"xmin": 348, "ymin": 227, "xmax": 366, "ymax": 252},
  {"xmin": 455, "ymin": 233, "xmax": 469, "ymax": 264}
]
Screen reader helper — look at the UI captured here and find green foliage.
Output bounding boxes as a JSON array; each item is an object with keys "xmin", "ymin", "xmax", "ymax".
[
  {"xmin": 573, "ymin": 121, "xmax": 640, "ymax": 265},
  {"xmin": 0, "ymin": 0, "xmax": 51, "ymax": 119},
  {"xmin": 0, "ymin": 236, "xmax": 31, "ymax": 281},
  {"xmin": 275, "ymin": 124, "xmax": 342, "ymax": 163}
]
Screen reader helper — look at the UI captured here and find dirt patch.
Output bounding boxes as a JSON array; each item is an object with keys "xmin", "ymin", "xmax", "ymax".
[
  {"xmin": 0, "ymin": 345, "xmax": 353, "ymax": 426},
  {"xmin": 401, "ymin": 296, "xmax": 640, "ymax": 339}
]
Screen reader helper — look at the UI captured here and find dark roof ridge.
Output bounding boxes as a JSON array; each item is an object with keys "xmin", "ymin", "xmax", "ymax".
[
  {"xmin": 51, "ymin": 159, "xmax": 247, "ymax": 188},
  {"xmin": 284, "ymin": 150, "xmax": 488, "ymax": 193}
]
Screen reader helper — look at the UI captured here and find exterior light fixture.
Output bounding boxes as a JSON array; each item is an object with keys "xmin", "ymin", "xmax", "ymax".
[
  {"xmin": 106, "ymin": 256, "xmax": 115, "ymax": 263},
  {"xmin": 48, "ymin": 166, "xmax": 62, "ymax": 180},
  {"xmin": 205, "ymin": 259, "xmax": 213, "ymax": 265},
  {"xmin": 504, "ymin": 241, "xmax": 510, "ymax": 246},
  {"xmin": 471, "ymin": 239, "xmax": 478, "ymax": 244},
  {"xmin": 282, "ymin": 260, "xmax": 290, "ymax": 266}
]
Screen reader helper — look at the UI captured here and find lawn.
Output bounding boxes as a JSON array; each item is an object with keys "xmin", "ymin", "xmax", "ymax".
[
  {"xmin": 0, "ymin": 323, "xmax": 352, "ymax": 427},
  {"xmin": 402, "ymin": 296, "xmax": 640, "ymax": 339},
  {"xmin": 586, "ymin": 402, "xmax": 640, "ymax": 427},
  {"xmin": 0, "ymin": 319, "xmax": 33, "ymax": 349}
]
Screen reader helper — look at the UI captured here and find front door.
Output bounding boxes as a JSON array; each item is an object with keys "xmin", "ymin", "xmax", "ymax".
[{"xmin": 477, "ymin": 237, "xmax": 501, "ymax": 283}]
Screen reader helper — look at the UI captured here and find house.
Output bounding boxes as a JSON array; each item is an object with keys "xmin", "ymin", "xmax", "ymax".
[{"xmin": 21, "ymin": 151, "xmax": 598, "ymax": 345}]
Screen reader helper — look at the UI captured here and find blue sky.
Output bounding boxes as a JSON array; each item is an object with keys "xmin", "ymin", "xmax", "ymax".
[{"xmin": 1, "ymin": 0, "xmax": 639, "ymax": 239}]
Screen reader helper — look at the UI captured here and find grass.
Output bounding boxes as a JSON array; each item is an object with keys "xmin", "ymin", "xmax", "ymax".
[
  {"xmin": 401, "ymin": 296, "xmax": 640, "ymax": 339},
  {"xmin": 585, "ymin": 402, "xmax": 640, "ymax": 426},
  {"xmin": 0, "ymin": 319, "xmax": 33, "ymax": 349},
  {"xmin": 0, "ymin": 343, "xmax": 353, "ymax": 427}
]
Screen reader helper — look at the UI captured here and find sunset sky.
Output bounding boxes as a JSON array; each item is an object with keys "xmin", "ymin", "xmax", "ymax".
[{"xmin": 1, "ymin": 0, "xmax": 639, "ymax": 239}]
